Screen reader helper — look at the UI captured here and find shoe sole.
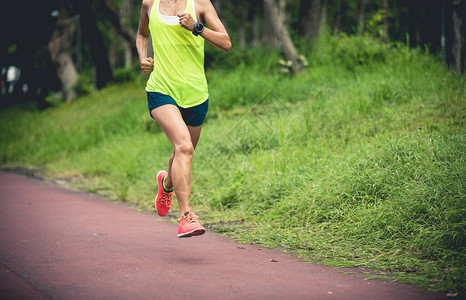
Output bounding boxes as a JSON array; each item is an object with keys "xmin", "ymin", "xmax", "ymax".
[
  {"xmin": 177, "ymin": 228, "xmax": 206, "ymax": 238},
  {"xmin": 155, "ymin": 170, "xmax": 168, "ymax": 217}
]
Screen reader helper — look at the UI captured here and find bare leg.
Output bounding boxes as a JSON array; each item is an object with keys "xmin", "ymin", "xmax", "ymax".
[
  {"xmin": 151, "ymin": 105, "xmax": 203, "ymax": 217},
  {"xmin": 165, "ymin": 151, "xmax": 175, "ymax": 189},
  {"xmin": 165, "ymin": 124, "xmax": 202, "ymax": 189}
]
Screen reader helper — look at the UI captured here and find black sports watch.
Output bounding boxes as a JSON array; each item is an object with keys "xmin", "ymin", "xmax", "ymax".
[{"xmin": 192, "ymin": 22, "xmax": 204, "ymax": 36}]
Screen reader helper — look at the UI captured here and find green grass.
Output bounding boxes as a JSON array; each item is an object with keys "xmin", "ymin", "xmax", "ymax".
[{"xmin": 1, "ymin": 35, "xmax": 465, "ymax": 294}]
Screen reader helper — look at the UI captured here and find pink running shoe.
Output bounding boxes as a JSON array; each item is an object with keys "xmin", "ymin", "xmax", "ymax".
[
  {"xmin": 155, "ymin": 170, "xmax": 172, "ymax": 216},
  {"xmin": 177, "ymin": 211, "xmax": 206, "ymax": 238}
]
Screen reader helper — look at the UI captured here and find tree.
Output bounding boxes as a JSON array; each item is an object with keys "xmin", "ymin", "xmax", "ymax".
[
  {"xmin": 380, "ymin": 0, "xmax": 388, "ymax": 43},
  {"xmin": 357, "ymin": 0, "xmax": 367, "ymax": 34},
  {"xmin": 309, "ymin": 0, "xmax": 322, "ymax": 38},
  {"xmin": 299, "ymin": 0, "xmax": 320, "ymax": 38},
  {"xmin": 407, "ymin": 0, "xmax": 421, "ymax": 47},
  {"xmin": 320, "ymin": 0, "xmax": 328, "ymax": 34},
  {"xmin": 120, "ymin": 0, "xmax": 133, "ymax": 68},
  {"xmin": 263, "ymin": 0, "xmax": 304, "ymax": 74},
  {"xmin": 262, "ymin": 1, "xmax": 276, "ymax": 46},
  {"xmin": 231, "ymin": 0, "xmax": 249, "ymax": 51},
  {"xmin": 298, "ymin": 0, "xmax": 328, "ymax": 39},
  {"xmin": 48, "ymin": 3, "xmax": 79, "ymax": 102},
  {"xmin": 452, "ymin": 0, "xmax": 465, "ymax": 72},
  {"xmin": 79, "ymin": 0, "xmax": 113, "ymax": 89},
  {"xmin": 102, "ymin": 0, "xmax": 138, "ymax": 58}
]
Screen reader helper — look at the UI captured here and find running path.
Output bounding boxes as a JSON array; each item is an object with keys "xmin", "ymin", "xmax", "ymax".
[{"xmin": 0, "ymin": 172, "xmax": 445, "ymax": 300}]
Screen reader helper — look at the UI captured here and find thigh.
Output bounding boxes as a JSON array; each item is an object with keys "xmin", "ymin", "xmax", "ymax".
[
  {"xmin": 187, "ymin": 125, "xmax": 203, "ymax": 149},
  {"xmin": 151, "ymin": 105, "xmax": 192, "ymax": 148}
]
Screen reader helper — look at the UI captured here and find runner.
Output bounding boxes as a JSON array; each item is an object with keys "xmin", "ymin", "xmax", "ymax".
[{"xmin": 136, "ymin": 0, "xmax": 231, "ymax": 237}]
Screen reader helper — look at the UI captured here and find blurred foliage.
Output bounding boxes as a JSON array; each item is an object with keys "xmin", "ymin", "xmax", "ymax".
[
  {"xmin": 329, "ymin": 34, "xmax": 389, "ymax": 70},
  {"xmin": 0, "ymin": 0, "xmax": 461, "ymax": 106},
  {"xmin": 113, "ymin": 67, "xmax": 136, "ymax": 83},
  {"xmin": 72, "ymin": 73, "xmax": 94, "ymax": 97},
  {"xmin": 88, "ymin": 0, "xmax": 455, "ymax": 72}
]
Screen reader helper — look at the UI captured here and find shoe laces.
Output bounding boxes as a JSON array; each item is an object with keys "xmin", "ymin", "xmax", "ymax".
[
  {"xmin": 160, "ymin": 191, "xmax": 172, "ymax": 207},
  {"xmin": 183, "ymin": 210, "xmax": 199, "ymax": 224}
]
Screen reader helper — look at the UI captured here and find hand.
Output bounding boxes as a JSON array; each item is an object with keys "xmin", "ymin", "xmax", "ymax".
[
  {"xmin": 140, "ymin": 57, "xmax": 154, "ymax": 74},
  {"xmin": 177, "ymin": 13, "xmax": 195, "ymax": 31}
]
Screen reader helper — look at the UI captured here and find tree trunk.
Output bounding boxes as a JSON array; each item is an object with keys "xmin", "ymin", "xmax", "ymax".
[
  {"xmin": 109, "ymin": 28, "xmax": 119, "ymax": 71},
  {"xmin": 263, "ymin": 2, "xmax": 276, "ymax": 46},
  {"xmin": 102, "ymin": 0, "xmax": 138, "ymax": 58},
  {"xmin": 234, "ymin": 0, "xmax": 246, "ymax": 51},
  {"xmin": 299, "ymin": 0, "xmax": 321, "ymax": 38},
  {"xmin": 408, "ymin": 0, "xmax": 420, "ymax": 47},
  {"xmin": 252, "ymin": 18, "xmax": 260, "ymax": 47},
  {"xmin": 79, "ymin": 0, "xmax": 113, "ymax": 89},
  {"xmin": 279, "ymin": 0, "xmax": 287, "ymax": 24},
  {"xmin": 357, "ymin": 0, "xmax": 367, "ymax": 35},
  {"xmin": 238, "ymin": 22, "xmax": 246, "ymax": 51},
  {"xmin": 320, "ymin": 0, "xmax": 327, "ymax": 30},
  {"xmin": 298, "ymin": 0, "xmax": 311, "ymax": 36},
  {"xmin": 333, "ymin": 13, "xmax": 341, "ymax": 34},
  {"xmin": 250, "ymin": 3, "xmax": 261, "ymax": 47},
  {"xmin": 309, "ymin": 0, "xmax": 321, "ymax": 37},
  {"xmin": 380, "ymin": 0, "xmax": 389, "ymax": 43},
  {"xmin": 452, "ymin": 0, "xmax": 464, "ymax": 72},
  {"xmin": 263, "ymin": 0, "xmax": 304, "ymax": 74},
  {"xmin": 120, "ymin": 0, "xmax": 133, "ymax": 68},
  {"xmin": 48, "ymin": 6, "xmax": 78, "ymax": 102},
  {"xmin": 212, "ymin": 0, "xmax": 227, "ymax": 28}
]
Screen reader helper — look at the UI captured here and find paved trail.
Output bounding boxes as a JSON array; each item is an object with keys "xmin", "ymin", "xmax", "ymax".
[{"xmin": 0, "ymin": 172, "xmax": 445, "ymax": 300}]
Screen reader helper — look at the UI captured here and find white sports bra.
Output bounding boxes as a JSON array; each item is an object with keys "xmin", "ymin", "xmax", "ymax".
[{"xmin": 150, "ymin": 0, "xmax": 198, "ymax": 26}]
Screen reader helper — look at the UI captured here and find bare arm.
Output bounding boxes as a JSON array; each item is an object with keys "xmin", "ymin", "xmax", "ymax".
[
  {"xmin": 136, "ymin": 0, "xmax": 154, "ymax": 74},
  {"xmin": 178, "ymin": 0, "xmax": 231, "ymax": 52}
]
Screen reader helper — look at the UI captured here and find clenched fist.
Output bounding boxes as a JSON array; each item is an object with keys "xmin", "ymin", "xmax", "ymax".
[
  {"xmin": 140, "ymin": 57, "xmax": 154, "ymax": 74},
  {"xmin": 177, "ymin": 13, "xmax": 195, "ymax": 31}
]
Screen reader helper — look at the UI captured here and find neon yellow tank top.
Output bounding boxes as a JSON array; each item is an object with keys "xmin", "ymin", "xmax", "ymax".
[{"xmin": 145, "ymin": 0, "xmax": 208, "ymax": 108}]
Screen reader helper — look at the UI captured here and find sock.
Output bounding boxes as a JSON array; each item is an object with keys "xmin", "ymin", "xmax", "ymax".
[{"xmin": 162, "ymin": 176, "xmax": 174, "ymax": 193}]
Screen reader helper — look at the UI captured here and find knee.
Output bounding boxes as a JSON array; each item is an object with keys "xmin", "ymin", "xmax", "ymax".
[{"xmin": 175, "ymin": 142, "xmax": 194, "ymax": 157}]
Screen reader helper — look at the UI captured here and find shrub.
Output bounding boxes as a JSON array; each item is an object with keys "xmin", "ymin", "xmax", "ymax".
[
  {"xmin": 72, "ymin": 73, "xmax": 93, "ymax": 97},
  {"xmin": 113, "ymin": 67, "xmax": 136, "ymax": 83},
  {"xmin": 329, "ymin": 34, "xmax": 389, "ymax": 70}
]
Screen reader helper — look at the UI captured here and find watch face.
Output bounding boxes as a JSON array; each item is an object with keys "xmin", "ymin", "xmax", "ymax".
[{"xmin": 195, "ymin": 22, "xmax": 203, "ymax": 31}]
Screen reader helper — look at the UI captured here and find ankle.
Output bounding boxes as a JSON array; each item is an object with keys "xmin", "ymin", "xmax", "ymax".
[
  {"xmin": 162, "ymin": 176, "xmax": 174, "ymax": 192},
  {"xmin": 179, "ymin": 209, "xmax": 190, "ymax": 218}
]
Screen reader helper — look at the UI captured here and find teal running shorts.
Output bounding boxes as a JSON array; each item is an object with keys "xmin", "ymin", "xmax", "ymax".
[{"xmin": 147, "ymin": 91, "xmax": 209, "ymax": 127}]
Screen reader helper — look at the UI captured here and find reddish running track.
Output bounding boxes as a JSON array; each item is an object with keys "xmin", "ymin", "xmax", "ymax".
[{"xmin": 0, "ymin": 171, "xmax": 446, "ymax": 300}]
